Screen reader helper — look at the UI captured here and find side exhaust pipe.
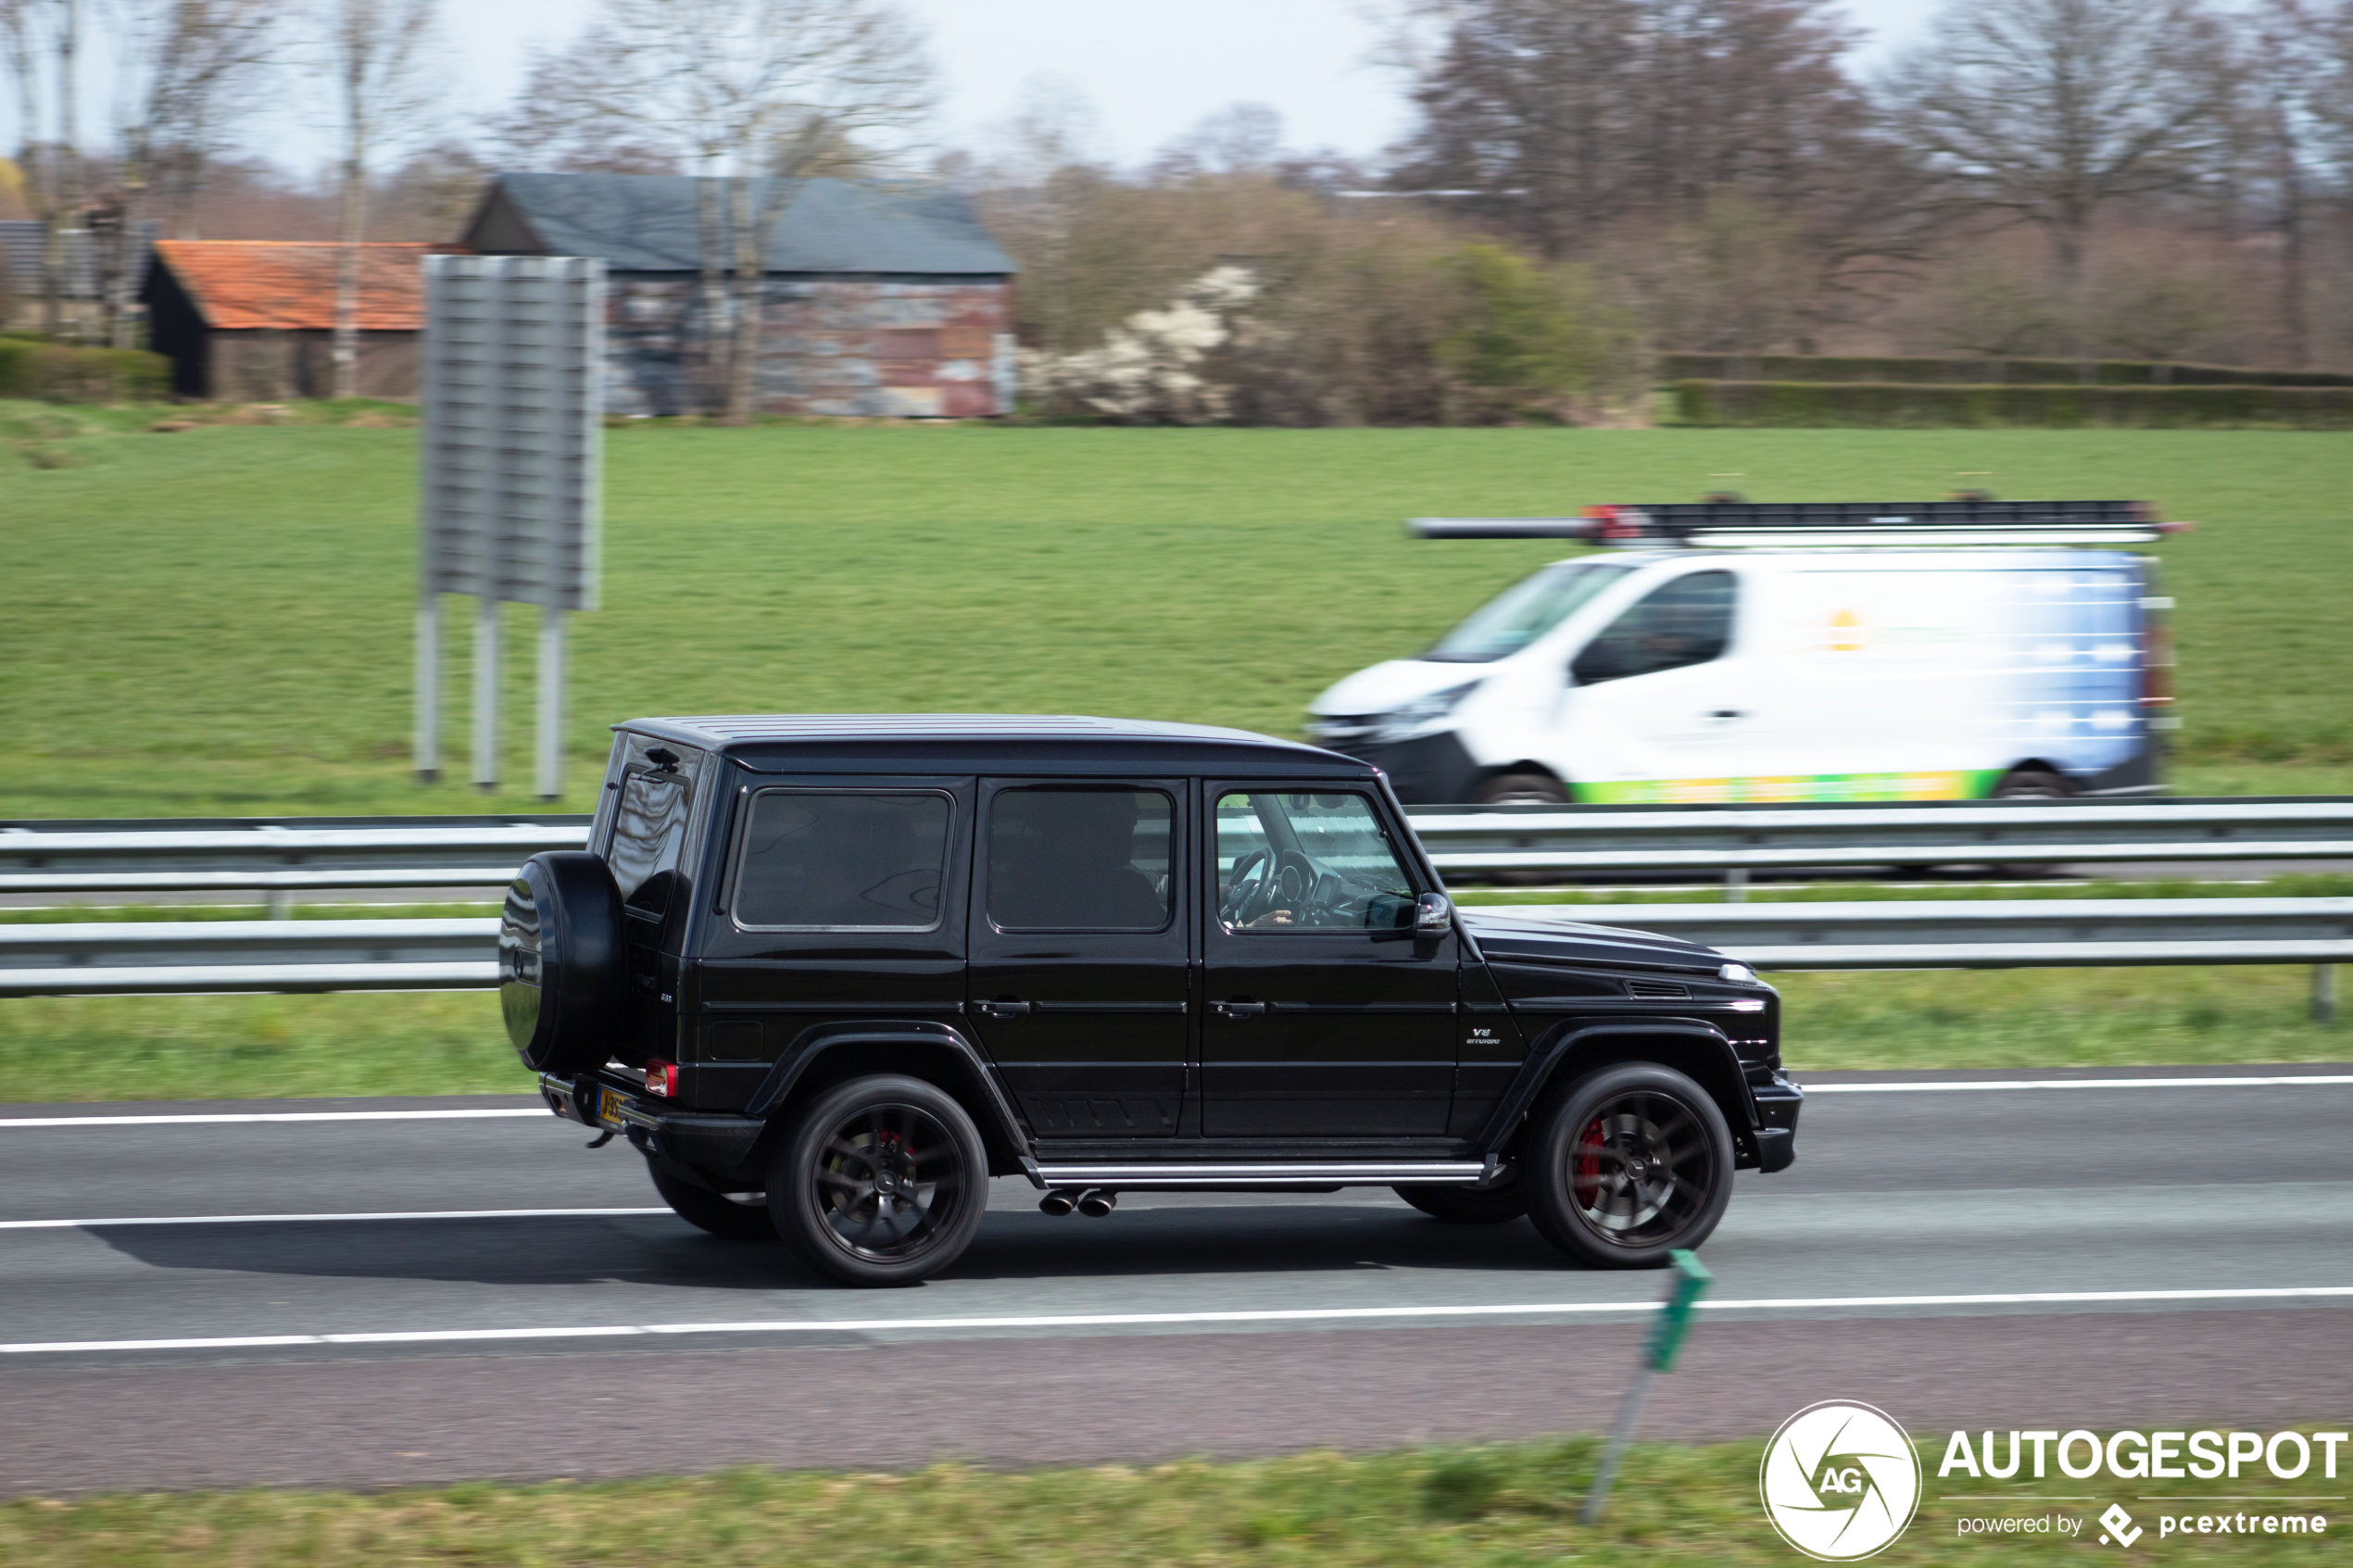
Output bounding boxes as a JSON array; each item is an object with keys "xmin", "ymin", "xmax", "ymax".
[
  {"xmin": 1038, "ymin": 1189, "xmax": 1079, "ymax": 1217},
  {"xmin": 1076, "ymin": 1188, "xmax": 1117, "ymax": 1218}
]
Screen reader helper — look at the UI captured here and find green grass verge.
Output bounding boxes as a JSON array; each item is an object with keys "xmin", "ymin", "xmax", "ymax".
[
  {"xmin": 3, "ymin": 958, "xmax": 2339, "ymax": 1103},
  {"xmin": 2, "ymin": 420, "xmax": 2347, "ymax": 818},
  {"xmin": 2, "ymin": 1438, "xmax": 2340, "ymax": 1565}
]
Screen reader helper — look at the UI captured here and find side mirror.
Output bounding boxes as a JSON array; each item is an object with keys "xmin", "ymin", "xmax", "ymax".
[{"xmin": 1415, "ymin": 891, "xmax": 1453, "ymax": 936}]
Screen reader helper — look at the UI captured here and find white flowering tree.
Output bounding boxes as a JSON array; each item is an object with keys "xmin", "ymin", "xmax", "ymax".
[{"xmin": 1021, "ymin": 264, "xmax": 1259, "ymax": 422}]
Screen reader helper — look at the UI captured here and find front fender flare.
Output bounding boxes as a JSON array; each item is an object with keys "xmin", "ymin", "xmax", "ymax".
[{"xmin": 1476, "ymin": 1018, "xmax": 1760, "ymax": 1162}]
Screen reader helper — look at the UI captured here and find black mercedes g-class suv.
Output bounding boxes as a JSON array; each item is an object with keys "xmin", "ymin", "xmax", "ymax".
[{"xmin": 506, "ymin": 715, "xmax": 1800, "ymax": 1286}]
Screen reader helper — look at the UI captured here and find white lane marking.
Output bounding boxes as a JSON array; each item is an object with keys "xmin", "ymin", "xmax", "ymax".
[
  {"xmin": 0, "ymin": 1110, "xmax": 547, "ymax": 1128},
  {"xmin": 6, "ymin": 1286, "xmax": 2350, "ymax": 1356},
  {"xmin": 0, "ymin": 1207, "xmax": 669, "ymax": 1231},
  {"xmin": 1806, "ymin": 1075, "xmax": 2353, "ymax": 1094}
]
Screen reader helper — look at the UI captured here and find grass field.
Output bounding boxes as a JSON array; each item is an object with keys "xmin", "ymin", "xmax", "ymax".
[
  {"xmin": 2, "ymin": 411, "xmax": 2347, "ymax": 818},
  {"xmin": 3, "ymin": 1436, "xmax": 2340, "ymax": 1566}
]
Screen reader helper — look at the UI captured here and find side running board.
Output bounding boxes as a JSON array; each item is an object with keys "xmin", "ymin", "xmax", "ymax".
[{"xmin": 1033, "ymin": 1160, "xmax": 1491, "ymax": 1190}]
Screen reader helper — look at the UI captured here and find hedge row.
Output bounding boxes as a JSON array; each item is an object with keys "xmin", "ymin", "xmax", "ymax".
[
  {"xmin": 1670, "ymin": 379, "xmax": 2353, "ymax": 428},
  {"xmin": 0, "ymin": 339, "xmax": 172, "ymax": 403},
  {"xmin": 1659, "ymin": 353, "xmax": 2353, "ymax": 388}
]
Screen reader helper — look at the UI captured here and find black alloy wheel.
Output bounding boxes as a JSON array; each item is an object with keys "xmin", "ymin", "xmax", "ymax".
[
  {"xmin": 772, "ymin": 1074, "xmax": 989, "ymax": 1286},
  {"xmin": 1525, "ymin": 1062, "xmax": 1734, "ymax": 1268},
  {"xmin": 648, "ymin": 1160, "xmax": 777, "ymax": 1241},
  {"xmin": 1394, "ymin": 1179, "xmax": 1528, "ymax": 1224}
]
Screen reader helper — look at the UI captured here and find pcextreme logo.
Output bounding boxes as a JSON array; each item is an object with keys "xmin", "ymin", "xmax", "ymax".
[{"xmin": 1761, "ymin": 1400, "xmax": 1925, "ymax": 1561}]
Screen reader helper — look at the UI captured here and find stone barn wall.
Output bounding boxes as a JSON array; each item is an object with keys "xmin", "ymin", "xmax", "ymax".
[{"xmin": 606, "ymin": 275, "xmax": 1015, "ymax": 418}]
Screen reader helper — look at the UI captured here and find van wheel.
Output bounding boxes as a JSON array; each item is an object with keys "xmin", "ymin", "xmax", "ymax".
[
  {"xmin": 1395, "ymin": 1180, "xmax": 1527, "ymax": 1224},
  {"xmin": 772, "ymin": 1074, "xmax": 988, "ymax": 1286},
  {"xmin": 1475, "ymin": 772, "xmax": 1570, "ymax": 886},
  {"xmin": 648, "ymin": 1160, "xmax": 776, "ymax": 1241},
  {"xmin": 1524, "ymin": 1063, "xmax": 1734, "ymax": 1269},
  {"xmin": 1991, "ymin": 768, "xmax": 2073, "ymax": 877}
]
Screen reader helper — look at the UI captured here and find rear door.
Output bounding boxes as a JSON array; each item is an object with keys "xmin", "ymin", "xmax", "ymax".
[
  {"xmin": 1201, "ymin": 786, "xmax": 1456, "ymax": 1137},
  {"xmin": 964, "ymin": 780, "xmax": 1192, "ymax": 1138},
  {"xmin": 695, "ymin": 777, "xmax": 972, "ymax": 1110}
]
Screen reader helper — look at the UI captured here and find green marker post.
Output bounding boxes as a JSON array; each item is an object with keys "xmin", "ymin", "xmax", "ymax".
[{"xmin": 1579, "ymin": 1248, "xmax": 1712, "ymax": 1524}]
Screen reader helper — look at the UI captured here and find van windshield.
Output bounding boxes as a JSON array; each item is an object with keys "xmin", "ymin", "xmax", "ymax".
[{"xmin": 1426, "ymin": 560, "xmax": 1632, "ymax": 663}]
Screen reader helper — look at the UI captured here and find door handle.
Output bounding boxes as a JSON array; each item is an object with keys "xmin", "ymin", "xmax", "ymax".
[
  {"xmin": 1212, "ymin": 1000, "xmax": 1267, "ymax": 1019},
  {"xmin": 1707, "ymin": 709, "xmax": 1747, "ymax": 720},
  {"xmin": 969, "ymin": 999, "xmax": 1033, "ymax": 1018}
]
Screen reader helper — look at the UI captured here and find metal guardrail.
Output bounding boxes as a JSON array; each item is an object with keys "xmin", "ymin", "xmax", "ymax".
[
  {"xmin": 4, "ymin": 799, "xmax": 2348, "ymax": 901},
  {"xmin": 1485, "ymin": 897, "xmax": 2353, "ymax": 970},
  {"xmin": 0, "ymin": 920, "xmax": 499, "ymax": 996},
  {"xmin": 4, "ymin": 902, "xmax": 2346, "ymax": 999},
  {"xmin": 0, "ymin": 821, "xmax": 588, "ymax": 897},
  {"xmin": 1411, "ymin": 799, "xmax": 2353, "ymax": 877}
]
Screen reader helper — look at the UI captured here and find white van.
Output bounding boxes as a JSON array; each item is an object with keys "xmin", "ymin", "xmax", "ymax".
[{"xmin": 1308, "ymin": 506, "xmax": 2170, "ymax": 807}]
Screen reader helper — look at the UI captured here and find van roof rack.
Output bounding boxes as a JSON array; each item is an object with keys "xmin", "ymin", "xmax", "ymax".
[{"xmin": 1409, "ymin": 499, "xmax": 2182, "ymax": 548}]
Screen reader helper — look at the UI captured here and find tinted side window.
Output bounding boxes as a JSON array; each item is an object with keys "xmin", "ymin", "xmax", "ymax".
[
  {"xmin": 1573, "ymin": 570, "xmax": 1738, "ymax": 684},
  {"xmin": 610, "ymin": 769, "xmax": 693, "ymax": 904},
  {"xmin": 1216, "ymin": 791, "xmax": 1416, "ymax": 934},
  {"xmin": 733, "ymin": 790, "xmax": 952, "ymax": 930},
  {"xmin": 989, "ymin": 788, "xmax": 1173, "ymax": 932}
]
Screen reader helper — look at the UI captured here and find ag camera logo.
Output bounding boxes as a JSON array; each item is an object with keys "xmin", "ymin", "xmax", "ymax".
[{"xmin": 1761, "ymin": 1400, "xmax": 1923, "ymax": 1560}]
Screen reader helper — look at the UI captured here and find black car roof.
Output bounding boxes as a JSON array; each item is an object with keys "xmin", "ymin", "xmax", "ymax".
[{"xmin": 614, "ymin": 714, "xmax": 1373, "ymax": 777}]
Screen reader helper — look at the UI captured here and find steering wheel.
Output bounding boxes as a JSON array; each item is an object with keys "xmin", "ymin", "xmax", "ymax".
[
  {"xmin": 1272, "ymin": 848, "xmax": 1319, "ymax": 926},
  {"xmin": 1224, "ymin": 848, "xmax": 1275, "ymax": 926}
]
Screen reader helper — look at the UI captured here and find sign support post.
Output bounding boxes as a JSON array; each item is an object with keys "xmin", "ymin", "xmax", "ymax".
[
  {"xmin": 413, "ymin": 596, "xmax": 441, "ymax": 783},
  {"xmin": 1580, "ymin": 1248, "xmax": 1712, "ymax": 1525},
  {"xmin": 536, "ymin": 607, "xmax": 566, "ymax": 801},
  {"xmin": 417, "ymin": 255, "xmax": 605, "ymax": 801},
  {"xmin": 472, "ymin": 598, "xmax": 501, "ymax": 792}
]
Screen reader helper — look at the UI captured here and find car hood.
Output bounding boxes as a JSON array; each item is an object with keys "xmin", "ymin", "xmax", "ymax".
[
  {"xmin": 1461, "ymin": 907, "xmax": 1722, "ymax": 972},
  {"xmin": 1310, "ymin": 659, "xmax": 1483, "ymax": 719}
]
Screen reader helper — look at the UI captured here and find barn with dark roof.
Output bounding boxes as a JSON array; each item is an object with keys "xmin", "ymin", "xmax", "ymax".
[{"xmin": 460, "ymin": 173, "xmax": 1018, "ymax": 418}]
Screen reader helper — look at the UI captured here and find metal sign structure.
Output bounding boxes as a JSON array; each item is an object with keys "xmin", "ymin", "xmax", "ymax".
[{"xmin": 417, "ymin": 255, "xmax": 606, "ymax": 798}]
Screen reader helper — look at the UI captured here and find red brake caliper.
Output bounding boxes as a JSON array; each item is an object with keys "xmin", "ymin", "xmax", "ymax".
[{"xmin": 1574, "ymin": 1116, "xmax": 1605, "ymax": 1204}]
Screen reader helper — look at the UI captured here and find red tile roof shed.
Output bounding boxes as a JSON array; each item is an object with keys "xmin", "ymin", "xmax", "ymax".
[{"xmin": 153, "ymin": 240, "xmax": 437, "ymax": 331}]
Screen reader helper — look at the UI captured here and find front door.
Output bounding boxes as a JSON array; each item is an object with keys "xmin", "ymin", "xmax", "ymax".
[
  {"xmin": 1202, "ymin": 786, "xmax": 1456, "ymax": 1137},
  {"xmin": 965, "ymin": 781, "xmax": 1192, "ymax": 1138}
]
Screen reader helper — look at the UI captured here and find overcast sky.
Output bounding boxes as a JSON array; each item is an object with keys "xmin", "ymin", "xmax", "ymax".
[{"xmin": 7, "ymin": 0, "xmax": 1948, "ymax": 177}]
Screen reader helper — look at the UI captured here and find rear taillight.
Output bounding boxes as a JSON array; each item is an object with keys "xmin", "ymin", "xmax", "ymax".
[{"xmin": 644, "ymin": 1060, "xmax": 679, "ymax": 1098}]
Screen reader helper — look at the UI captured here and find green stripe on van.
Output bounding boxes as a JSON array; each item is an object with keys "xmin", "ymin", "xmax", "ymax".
[{"xmin": 1571, "ymin": 771, "xmax": 2007, "ymax": 806}]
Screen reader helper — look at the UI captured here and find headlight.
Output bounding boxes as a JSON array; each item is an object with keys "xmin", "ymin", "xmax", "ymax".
[
  {"xmin": 1375, "ymin": 681, "xmax": 1480, "ymax": 740},
  {"xmin": 1718, "ymin": 961, "xmax": 1758, "ymax": 985}
]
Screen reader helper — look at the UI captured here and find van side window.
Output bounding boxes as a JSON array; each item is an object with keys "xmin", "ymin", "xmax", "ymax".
[
  {"xmin": 1572, "ymin": 570, "xmax": 1737, "ymax": 684},
  {"xmin": 989, "ymin": 788, "xmax": 1173, "ymax": 932},
  {"xmin": 733, "ymin": 791, "xmax": 952, "ymax": 930}
]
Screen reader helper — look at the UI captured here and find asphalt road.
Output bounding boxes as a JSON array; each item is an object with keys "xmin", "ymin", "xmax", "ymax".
[{"xmin": 4, "ymin": 1065, "xmax": 2351, "ymax": 1493}]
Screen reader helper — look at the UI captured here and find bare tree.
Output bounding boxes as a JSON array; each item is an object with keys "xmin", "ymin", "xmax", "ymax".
[
  {"xmin": 2228, "ymin": 0, "xmax": 2347, "ymax": 366},
  {"xmin": 4, "ymin": 0, "xmax": 83, "ymax": 334},
  {"xmin": 1881, "ymin": 0, "xmax": 2236, "ymax": 339},
  {"xmin": 312, "ymin": 0, "xmax": 440, "ymax": 399},
  {"xmin": 513, "ymin": 0, "xmax": 934, "ymax": 422},
  {"xmin": 1386, "ymin": 0, "xmax": 1885, "ymax": 257},
  {"xmin": 103, "ymin": 0, "xmax": 278, "ymax": 345}
]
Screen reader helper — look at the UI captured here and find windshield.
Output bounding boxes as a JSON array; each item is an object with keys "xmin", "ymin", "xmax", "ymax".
[{"xmin": 1427, "ymin": 560, "xmax": 1633, "ymax": 662}]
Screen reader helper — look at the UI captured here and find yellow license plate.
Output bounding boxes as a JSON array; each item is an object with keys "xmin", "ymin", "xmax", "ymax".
[{"xmin": 598, "ymin": 1087, "xmax": 628, "ymax": 1128}]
